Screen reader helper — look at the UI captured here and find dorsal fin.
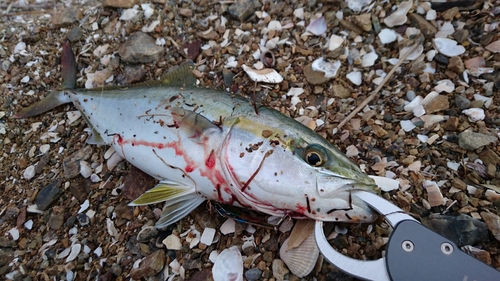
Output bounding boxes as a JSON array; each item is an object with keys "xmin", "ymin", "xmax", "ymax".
[
  {"xmin": 159, "ymin": 60, "xmax": 197, "ymax": 87},
  {"xmin": 83, "ymin": 61, "xmax": 197, "ymax": 92}
]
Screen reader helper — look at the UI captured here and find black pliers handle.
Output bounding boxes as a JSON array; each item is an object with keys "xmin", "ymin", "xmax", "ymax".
[{"xmin": 315, "ymin": 190, "xmax": 500, "ymax": 281}]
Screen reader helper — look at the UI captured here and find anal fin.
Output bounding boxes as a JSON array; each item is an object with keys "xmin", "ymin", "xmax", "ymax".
[{"xmin": 129, "ymin": 181, "xmax": 205, "ymax": 228}]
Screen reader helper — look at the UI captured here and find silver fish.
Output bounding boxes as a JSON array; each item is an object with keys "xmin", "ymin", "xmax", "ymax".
[{"xmin": 16, "ymin": 42, "xmax": 378, "ymax": 228}]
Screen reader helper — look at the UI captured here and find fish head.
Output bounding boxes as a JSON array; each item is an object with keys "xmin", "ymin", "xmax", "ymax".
[{"xmin": 221, "ymin": 108, "xmax": 378, "ymax": 223}]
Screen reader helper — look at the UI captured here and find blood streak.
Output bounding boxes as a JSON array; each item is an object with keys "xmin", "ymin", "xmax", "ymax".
[
  {"xmin": 205, "ymin": 149, "xmax": 216, "ymax": 169},
  {"xmin": 295, "ymin": 204, "xmax": 307, "ymax": 215}
]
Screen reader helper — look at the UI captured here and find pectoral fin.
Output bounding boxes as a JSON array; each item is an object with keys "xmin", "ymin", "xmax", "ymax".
[
  {"xmin": 170, "ymin": 107, "xmax": 222, "ymax": 143},
  {"xmin": 14, "ymin": 91, "xmax": 72, "ymax": 118}
]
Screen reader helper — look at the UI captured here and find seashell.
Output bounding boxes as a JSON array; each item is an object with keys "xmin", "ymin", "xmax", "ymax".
[
  {"xmin": 346, "ymin": 71, "xmax": 362, "ymax": 85},
  {"xmin": 242, "ymin": 65, "xmax": 283, "ymax": 83},
  {"xmin": 311, "ymin": 58, "xmax": 341, "ymax": 78},
  {"xmin": 220, "ymin": 218, "xmax": 236, "ymax": 235},
  {"xmin": 212, "ymin": 246, "xmax": 243, "ymax": 281},
  {"xmin": 462, "ymin": 108, "xmax": 485, "ymax": 122},
  {"xmin": 423, "ymin": 180, "xmax": 445, "ymax": 207},
  {"xmin": 260, "ymin": 50, "xmax": 275, "ymax": 68},
  {"xmin": 279, "ymin": 230, "xmax": 319, "ymax": 277},
  {"xmin": 306, "ymin": 16, "xmax": 327, "ymax": 36},
  {"xmin": 369, "ymin": 175, "xmax": 400, "ymax": 192},
  {"xmin": 378, "ymin": 28, "xmax": 397, "ymax": 44},
  {"xmin": 329, "ymin": 34, "xmax": 344, "ymax": 51},
  {"xmin": 200, "ymin": 227, "xmax": 216, "ymax": 245},
  {"xmin": 485, "ymin": 39, "xmax": 500, "ymax": 53},
  {"xmin": 8, "ymin": 228, "xmax": 20, "ymax": 241},
  {"xmin": 66, "ymin": 244, "xmax": 82, "ymax": 263},
  {"xmin": 383, "ymin": 0, "xmax": 412, "ymax": 27},
  {"xmin": 163, "ymin": 234, "xmax": 182, "ymax": 250},
  {"xmin": 433, "ymin": 38, "xmax": 465, "ymax": 57}
]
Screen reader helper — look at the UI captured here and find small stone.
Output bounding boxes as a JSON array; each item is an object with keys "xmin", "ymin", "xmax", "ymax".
[
  {"xmin": 422, "ymin": 214, "xmax": 489, "ymax": 247},
  {"xmin": 245, "ymin": 268, "xmax": 262, "ymax": 281},
  {"xmin": 197, "ymin": 29, "xmax": 219, "ymax": 40},
  {"xmin": 130, "ymin": 250, "xmax": 165, "ymax": 279},
  {"xmin": 69, "ymin": 178, "xmax": 89, "ymax": 203},
  {"xmin": 63, "ymin": 146, "xmax": 93, "ymax": 179},
  {"xmin": 452, "ymin": 29, "xmax": 469, "ymax": 44},
  {"xmin": 442, "ymin": 7, "xmax": 460, "ymax": 21},
  {"xmin": 51, "ymin": 7, "xmax": 82, "ymax": 27},
  {"xmin": 455, "ymin": 95, "xmax": 470, "ymax": 110},
  {"xmin": 137, "ymin": 226, "xmax": 159, "ymax": 243},
  {"xmin": 458, "ymin": 131, "xmax": 497, "ymax": 151},
  {"xmin": 303, "ymin": 64, "xmax": 329, "ymax": 85},
  {"xmin": 447, "ymin": 56, "xmax": 465, "ymax": 74},
  {"xmin": 118, "ymin": 32, "xmax": 164, "ymax": 63},
  {"xmin": 470, "ymin": 249, "xmax": 491, "ymax": 265},
  {"xmin": 77, "ymin": 213, "xmax": 90, "ymax": 226},
  {"xmin": 332, "ymin": 84, "xmax": 351, "ymax": 99},
  {"xmin": 35, "ymin": 180, "xmax": 63, "ymax": 211},
  {"xmin": 434, "ymin": 54, "xmax": 449, "ymax": 65},
  {"xmin": 115, "ymin": 202, "xmax": 134, "ymax": 220},
  {"xmin": 353, "ymin": 13, "xmax": 372, "ymax": 32},
  {"xmin": 408, "ymin": 13, "xmax": 437, "ymax": 38},
  {"xmin": 481, "ymin": 212, "xmax": 500, "ymax": 242},
  {"xmin": 464, "ymin": 57, "xmax": 486, "ymax": 69},
  {"xmin": 116, "ymin": 66, "xmax": 147, "ymax": 85},
  {"xmin": 178, "ymin": 8, "xmax": 193, "ymax": 17},
  {"xmin": 424, "ymin": 95, "xmax": 449, "ymax": 114},
  {"xmin": 67, "ymin": 26, "xmax": 83, "ymax": 42},
  {"xmin": 272, "ymin": 259, "xmax": 289, "ymax": 281},
  {"xmin": 103, "ymin": 0, "xmax": 137, "ymax": 8},
  {"xmin": 479, "ymin": 148, "xmax": 500, "ymax": 168},
  {"xmin": 227, "ymin": 0, "xmax": 262, "ymax": 21},
  {"xmin": 339, "ymin": 19, "xmax": 364, "ymax": 35},
  {"xmin": 122, "ymin": 166, "xmax": 157, "ymax": 201},
  {"xmin": 48, "ymin": 213, "xmax": 64, "ymax": 230},
  {"xmin": 443, "ymin": 116, "xmax": 459, "ymax": 131}
]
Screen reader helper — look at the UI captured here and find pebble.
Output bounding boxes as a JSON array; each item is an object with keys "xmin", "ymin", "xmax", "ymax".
[
  {"xmin": 458, "ymin": 131, "xmax": 497, "ymax": 151},
  {"xmin": 408, "ymin": 13, "xmax": 437, "ymax": 38},
  {"xmin": 137, "ymin": 226, "xmax": 159, "ymax": 243},
  {"xmin": 129, "ymin": 250, "xmax": 165, "ymax": 279},
  {"xmin": 227, "ymin": 0, "xmax": 262, "ymax": 21},
  {"xmin": 452, "ymin": 29, "xmax": 469, "ymax": 44},
  {"xmin": 272, "ymin": 259, "xmax": 289, "ymax": 281},
  {"xmin": 103, "ymin": 0, "xmax": 136, "ymax": 8},
  {"xmin": 442, "ymin": 116, "xmax": 459, "ymax": 131},
  {"xmin": 424, "ymin": 95, "xmax": 449, "ymax": 114},
  {"xmin": 48, "ymin": 213, "xmax": 64, "ymax": 230},
  {"xmin": 115, "ymin": 201, "xmax": 134, "ymax": 221},
  {"xmin": 455, "ymin": 95, "xmax": 470, "ymax": 110},
  {"xmin": 422, "ymin": 214, "xmax": 489, "ymax": 247},
  {"xmin": 51, "ymin": 7, "xmax": 82, "ymax": 27},
  {"xmin": 480, "ymin": 212, "xmax": 500, "ymax": 242},
  {"xmin": 118, "ymin": 32, "xmax": 164, "ymax": 63},
  {"xmin": 447, "ymin": 56, "xmax": 465, "ymax": 74},
  {"xmin": 441, "ymin": 7, "xmax": 460, "ymax": 21},
  {"xmin": 353, "ymin": 13, "xmax": 372, "ymax": 32},
  {"xmin": 303, "ymin": 63, "xmax": 329, "ymax": 85},
  {"xmin": 332, "ymin": 84, "xmax": 351, "ymax": 99},
  {"xmin": 245, "ymin": 268, "xmax": 262, "ymax": 281},
  {"xmin": 67, "ymin": 26, "xmax": 84, "ymax": 42},
  {"xmin": 433, "ymin": 54, "xmax": 449, "ymax": 65},
  {"xmin": 63, "ymin": 146, "xmax": 93, "ymax": 179},
  {"xmin": 35, "ymin": 180, "xmax": 63, "ymax": 211},
  {"xmin": 406, "ymin": 90, "xmax": 416, "ymax": 101}
]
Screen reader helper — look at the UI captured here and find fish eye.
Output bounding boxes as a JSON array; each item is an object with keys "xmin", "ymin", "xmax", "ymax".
[{"xmin": 303, "ymin": 145, "xmax": 327, "ymax": 167}]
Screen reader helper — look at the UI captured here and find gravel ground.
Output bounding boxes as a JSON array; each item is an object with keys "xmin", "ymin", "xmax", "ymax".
[{"xmin": 1, "ymin": 0, "xmax": 500, "ymax": 280}]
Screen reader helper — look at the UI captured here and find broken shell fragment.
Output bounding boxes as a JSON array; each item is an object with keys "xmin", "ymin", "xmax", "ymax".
[
  {"xmin": 306, "ymin": 16, "xmax": 327, "ymax": 36},
  {"xmin": 383, "ymin": 0, "xmax": 412, "ymax": 27},
  {"xmin": 242, "ymin": 65, "xmax": 283, "ymax": 83},
  {"xmin": 433, "ymin": 38, "xmax": 465, "ymax": 57},
  {"xmin": 280, "ymin": 230, "xmax": 319, "ymax": 277},
  {"xmin": 329, "ymin": 34, "xmax": 344, "ymax": 51},
  {"xmin": 462, "ymin": 108, "xmax": 485, "ymax": 122},
  {"xmin": 378, "ymin": 28, "xmax": 398, "ymax": 44},
  {"xmin": 260, "ymin": 50, "xmax": 275, "ymax": 68},
  {"xmin": 311, "ymin": 58, "xmax": 341, "ymax": 78},
  {"xmin": 212, "ymin": 246, "xmax": 243, "ymax": 281}
]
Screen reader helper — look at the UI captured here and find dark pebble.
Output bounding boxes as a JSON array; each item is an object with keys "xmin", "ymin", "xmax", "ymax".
[
  {"xmin": 77, "ymin": 213, "xmax": 90, "ymax": 226},
  {"xmin": 65, "ymin": 216, "xmax": 77, "ymax": 228},
  {"xmin": 434, "ymin": 54, "xmax": 449, "ymax": 65},
  {"xmin": 245, "ymin": 268, "xmax": 262, "ymax": 281},
  {"xmin": 455, "ymin": 95, "xmax": 470, "ymax": 110},
  {"xmin": 35, "ymin": 179, "xmax": 63, "ymax": 211}
]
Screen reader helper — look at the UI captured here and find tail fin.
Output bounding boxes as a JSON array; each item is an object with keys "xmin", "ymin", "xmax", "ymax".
[{"xmin": 14, "ymin": 41, "xmax": 77, "ymax": 119}]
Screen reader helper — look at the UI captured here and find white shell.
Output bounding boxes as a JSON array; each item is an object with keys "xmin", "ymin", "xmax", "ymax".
[
  {"xmin": 329, "ymin": 34, "xmax": 344, "ymax": 51},
  {"xmin": 462, "ymin": 108, "xmax": 485, "ymax": 122},
  {"xmin": 220, "ymin": 218, "xmax": 236, "ymax": 235},
  {"xmin": 346, "ymin": 71, "xmax": 362, "ymax": 85},
  {"xmin": 378, "ymin": 29, "xmax": 397, "ymax": 44},
  {"xmin": 306, "ymin": 16, "xmax": 327, "ymax": 36},
  {"xmin": 311, "ymin": 58, "xmax": 341, "ymax": 78},
  {"xmin": 163, "ymin": 234, "xmax": 182, "ymax": 250},
  {"xmin": 200, "ymin": 227, "xmax": 216, "ymax": 245},
  {"xmin": 242, "ymin": 65, "xmax": 283, "ymax": 83},
  {"xmin": 212, "ymin": 246, "xmax": 243, "ymax": 281},
  {"xmin": 433, "ymin": 38, "xmax": 465, "ymax": 57},
  {"xmin": 66, "ymin": 244, "xmax": 82, "ymax": 263},
  {"xmin": 383, "ymin": 0, "xmax": 412, "ymax": 27},
  {"xmin": 369, "ymin": 175, "xmax": 400, "ymax": 192},
  {"xmin": 280, "ymin": 230, "xmax": 319, "ymax": 277}
]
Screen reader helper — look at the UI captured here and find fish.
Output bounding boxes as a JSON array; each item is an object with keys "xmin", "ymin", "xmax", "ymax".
[{"xmin": 15, "ymin": 42, "xmax": 379, "ymax": 228}]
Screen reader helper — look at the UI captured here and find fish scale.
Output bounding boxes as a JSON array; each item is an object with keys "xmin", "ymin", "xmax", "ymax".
[{"xmin": 16, "ymin": 42, "xmax": 379, "ymax": 228}]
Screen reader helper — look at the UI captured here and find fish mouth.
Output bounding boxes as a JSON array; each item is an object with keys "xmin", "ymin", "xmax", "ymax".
[{"xmin": 316, "ymin": 169, "xmax": 377, "ymax": 198}]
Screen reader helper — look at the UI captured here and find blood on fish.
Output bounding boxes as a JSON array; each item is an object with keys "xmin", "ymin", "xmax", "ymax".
[
  {"xmin": 205, "ymin": 149, "xmax": 216, "ymax": 169},
  {"xmin": 295, "ymin": 204, "xmax": 307, "ymax": 214},
  {"xmin": 185, "ymin": 165, "xmax": 194, "ymax": 173}
]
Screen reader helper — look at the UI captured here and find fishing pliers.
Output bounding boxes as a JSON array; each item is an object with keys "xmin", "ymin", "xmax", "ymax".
[{"xmin": 315, "ymin": 190, "xmax": 500, "ymax": 281}]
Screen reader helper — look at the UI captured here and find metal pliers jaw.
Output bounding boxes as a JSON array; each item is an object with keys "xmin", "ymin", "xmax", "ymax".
[{"xmin": 315, "ymin": 190, "xmax": 418, "ymax": 281}]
